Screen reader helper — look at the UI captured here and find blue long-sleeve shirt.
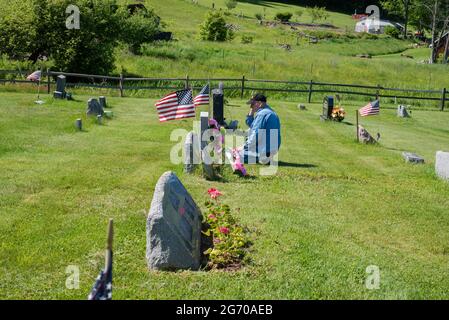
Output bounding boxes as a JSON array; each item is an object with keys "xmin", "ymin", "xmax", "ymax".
[{"xmin": 244, "ymin": 105, "xmax": 281, "ymax": 162}]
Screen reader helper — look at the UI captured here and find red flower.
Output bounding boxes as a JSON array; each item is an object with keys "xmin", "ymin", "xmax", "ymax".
[
  {"xmin": 208, "ymin": 188, "xmax": 223, "ymax": 199},
  {"xmin": 219, "ymin": 227, "xmax": 230, "ymax": 235}
]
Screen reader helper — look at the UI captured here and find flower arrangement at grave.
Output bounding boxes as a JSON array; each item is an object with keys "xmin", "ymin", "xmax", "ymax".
[
  {"xmin": 331, "ymin": 106, "xmax": 346, "ymax": 122},
  {"xmin": 202, "ymin": 188, "xmax": 250, "ymax": 269}
]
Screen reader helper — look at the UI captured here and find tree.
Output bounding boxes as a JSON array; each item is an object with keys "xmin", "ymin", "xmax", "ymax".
[
  {"xmin": 0, "ymin": 0, "xmax": 163, "ymax": 74},
  {"xmin": 381, "ymin": 0, "xmax": 413, "ymax": 38},
  {"xmin": 199, "ymin": 11, "xmax": 234, "ymax": 41}
]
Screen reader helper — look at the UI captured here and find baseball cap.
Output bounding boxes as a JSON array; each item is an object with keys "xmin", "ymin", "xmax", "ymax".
[{"xmin": 246, "ymin": 93, "xmax": 267, "ymax": 105}]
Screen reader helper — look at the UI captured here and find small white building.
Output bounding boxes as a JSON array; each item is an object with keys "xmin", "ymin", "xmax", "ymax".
[{"xmin": 355, "ymin": 17, "xmax": 401, "ymax": 34}]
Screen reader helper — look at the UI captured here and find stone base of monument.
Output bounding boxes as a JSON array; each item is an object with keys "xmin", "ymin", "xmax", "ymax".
[
  {"xmin": 402, "ymin": 152, "xmax": 424, "ymax": 164},
  {"xmin": 435, "ymin": 151, "xmax": 449, "ymax": 181},
  {"xmin": 53, "ymin": 91, "xmax": 66, "ymax": 99},
  {"xmin": 358, "ymin": 125, "xmax": 377, "ymax": 144},
  {"xmin": 146, "ymin": 171, "xmax": 202, "ymax": 271}
]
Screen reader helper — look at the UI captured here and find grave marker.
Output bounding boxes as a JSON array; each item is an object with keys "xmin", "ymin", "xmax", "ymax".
[
  {"xmin": 53, "ymin": 75, "xmax": 67, "ymax": 99},
  {"xmin": 436, "ymin": 151, "xmax": 449, "ymax": 181},
  {"xmin": 146, "ymin": 171, "xmax": 202, "ymax": 270}
]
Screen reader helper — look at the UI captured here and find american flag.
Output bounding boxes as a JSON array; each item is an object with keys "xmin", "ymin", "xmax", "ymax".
[
  {"xmin": 155, "ymin": 89, "xmax": 196, "ymax": 122},
  {"xmin": 88, "ymin": 219, "xmax": 113, "ymax": 300},
  {"xmin": 26, "ymin": 70, "xmax": 41, "ymax": 82},
  {"xmin": 359, "ymin": 100, "xmax": 380, "ymax": 117},
  {"xmin": 194, "ymin": 84, "xmax": 210, "ymax": 107}
]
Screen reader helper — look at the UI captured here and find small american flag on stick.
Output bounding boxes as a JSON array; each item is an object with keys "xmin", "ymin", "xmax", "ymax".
[
  {"xmin": 359, "ymin": 100, "xmax": 380, "ymax": 117},
  {"xmin": 155, "ymin": 89, "xmax": 196, "ymax": 122},
  {"xmin": 26, "ymin": 70, "xmax": 41, "ymax": 82},
  {"xmin": 194, "ymin": 84, "xmax": 210, "ymax": 107},
  {"xmin": 88, "ymin": 219, "xmax": 113, "ymax": 301}
]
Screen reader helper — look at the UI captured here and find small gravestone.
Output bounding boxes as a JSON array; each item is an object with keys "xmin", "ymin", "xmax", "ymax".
[
  {"xmin": 200, "ymin": 112, "xmax": 217, "ymax": 180},
  {"xmin": 86, "ymin": 98, "xmax": 104, "ymax": 116},
  {"xmin": 402, "ymin": 152, "xmax": 424, "ymax": 164},
  {"xmin": 298, "ymin": 104, "xmax": 307, "ymax": 110},
  {"xmin": 146, "ymin": 171, "xmax": 202, "ymax": 270},
  {"xmin": 53, "ymin": 75, "xmax": 67, "ymax": 99},
  {"xmin": 435, "ymin": 151, "xmax": 449, "ymax": 181},
  {"xmin": 397, "ymin": 105, "xmax": 410, "ymax": 118},
  {"xmin": 99, "ymin": 96, "xmax": 107, "ymax": 109},
  {"xmin": 75, "ymin": 119, "xmax": 82, "ymax": 131},
  {"xmin": 184, "ymin": 131, "xmax": 200, "ymax": 174},
  {"xmin": 358, "ymin": 125, "xmax": 377, "ymax": 144},
  {"xmin": 320, "ymin": 96, "xmax": 334, "ymax": 121}
]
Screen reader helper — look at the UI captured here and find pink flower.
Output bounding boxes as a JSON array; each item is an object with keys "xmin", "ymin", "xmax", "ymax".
[
  {"xmin": 213, "ymin": 238, "xmax": 221, "ymax": 244},
  {"xmin": 219, "ymin": 227, "xmax": 230, "ymax": 235},
  {"xmin": 208, "ymin": 188, "xmax": 222, "ymax": 199},
  {"xmin": 208, "ymin": 214, "xmax": 216, "ymax": 220}
]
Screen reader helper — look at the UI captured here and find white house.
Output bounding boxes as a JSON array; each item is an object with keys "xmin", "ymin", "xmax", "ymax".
[{"xmin": 355, "ymin": 17, "xmax": 402, "ymax": 34}]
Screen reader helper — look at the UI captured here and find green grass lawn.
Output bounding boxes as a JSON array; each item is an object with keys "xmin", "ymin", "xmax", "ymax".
[{"xmin": 1, "ymin": 91, "xmax": 449, "ymax": 299}]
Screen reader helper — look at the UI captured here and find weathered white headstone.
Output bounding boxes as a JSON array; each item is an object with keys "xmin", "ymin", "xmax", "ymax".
[
  {"xmin": 402, "ymin": 152, "xmax": 424, "ymax": 164},
  {"xmin": 435, "ymin": 151, "xmax": 449, "ymax": 181},
  {"xmin": 146, "ymin": 171, "xmax": 202, "ymax": 270},
  {"xmin": 397, "ymin": 105, "xmax": 410, "ymax": 118}
]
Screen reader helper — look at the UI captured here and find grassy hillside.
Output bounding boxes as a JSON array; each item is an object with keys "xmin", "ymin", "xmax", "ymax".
[
  {"xmin": 112, "ymin": 0, "xmax": 449, "ymax": 92},
  {"xmin": 1, "ymin": 92, "xmax": 449, "ymax": 299}
]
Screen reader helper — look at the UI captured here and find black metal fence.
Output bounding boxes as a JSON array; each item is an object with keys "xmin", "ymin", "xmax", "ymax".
[{"xmin": 0, "ymin": 69, "xmax": 446, "ymax": 110}]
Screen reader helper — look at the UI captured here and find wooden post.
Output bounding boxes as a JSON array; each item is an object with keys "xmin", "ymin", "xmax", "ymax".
[
  {"xmin": 185, "ymin": 75, "xmax": 189, "ymax": 89},
  {"xmin": 376, "ymin": 84, "xmax": 381, "ymax": 100},
  {"xmin": 241, "ymin": 75, "xmax": 245, "ymax": 99},
  {"xmin": 46, "ymin": 69, "xmax": 50, "ymax": 94},
  {"xmin": 356, "ymin": 110, "xmax": 359, "ymax": 143},
  {"xmin": 441, "ymin": 88, "xmax": 446, "ymax": 111},
  {"xmin": 308, "ymin": 80, "xmax": 313, "ymax": 103},
  {"xmin": 119, "ymin": 73, "xmax": 124, "ymax": 97}
]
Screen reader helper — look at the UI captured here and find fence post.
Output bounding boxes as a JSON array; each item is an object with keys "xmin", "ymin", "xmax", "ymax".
[
  {"xmin": 119, "ymin": 74, "xmax": 124, "ymax": 97},
  {"xmin": 441, "ymin": 88, "xmax": 446, "ymax": 111},
  {"xmin": 185, "ymin": 75, "xmax": 189, "ymax": 89},
  {"xmin": 308, "ymin": 80, "xmax": 313, "ymax": 103},
  {"xmin": 47, "ymin": 69, "xmax": 50, "ymax": 94},
  {"xmin": 241, "ymin": 75, "xmax": 245, "ymax": 99},
  {"xmin": 376, "ymin": 84, "xmax": 381, "ymax": 100}
]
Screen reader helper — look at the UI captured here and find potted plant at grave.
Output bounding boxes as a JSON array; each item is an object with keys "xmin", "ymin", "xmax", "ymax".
[{"xmin": 331, "ymin": 106, "xmax": 346, "ymax": 122}]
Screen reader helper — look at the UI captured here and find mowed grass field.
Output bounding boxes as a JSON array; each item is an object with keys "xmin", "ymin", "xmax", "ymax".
[{"xmin": 1, "ymin": 92, "xmax": 449, "ymax": 299}]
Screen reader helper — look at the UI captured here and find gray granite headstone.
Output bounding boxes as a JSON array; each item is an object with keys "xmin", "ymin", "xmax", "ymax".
[
  {"xmin": 53, "ymin": 75, "xmax": 67, "ymax": 99},
  {"xmin": 298, "ymin": 104, "xmax": 307, "ymax": 110},
  {"xmin": 397, "ymin": 105, "xmax": 410, "ymax": 118},
  {"xmin": 86, "ymin": 98, "xmax": 104, "ymax": 116},
  {"xmin": 184, "ymin": 131, "xmax": 200, "ymax": 174},
  {"xmin": 402, "ymin": 152, "xmax": 424, "ymax": 164},
  {"xmin": 358, "ymin": 125, "xmax": 377, "ymax": 144},
  {"xmin": 146, "ymin": 171, "xmax": 202, "ymax": 271},
  {"xmin": 435, "ymin": 151, "xmax": 449, "ymax": 181}
]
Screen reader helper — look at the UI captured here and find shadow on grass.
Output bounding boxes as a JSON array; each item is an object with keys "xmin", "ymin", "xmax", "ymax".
[{"xmin": 277, "ymin": 161, "xmax": 317, "ymax": 168}]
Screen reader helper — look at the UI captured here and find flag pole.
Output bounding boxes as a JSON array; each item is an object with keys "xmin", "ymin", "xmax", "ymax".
[
  {"xmin": 356, "ymin": 109, "xmax": 359, "ymax": 142},
  {"xmin": 105, "ymin": 219, "xmax": 113, "ymax": 271}
]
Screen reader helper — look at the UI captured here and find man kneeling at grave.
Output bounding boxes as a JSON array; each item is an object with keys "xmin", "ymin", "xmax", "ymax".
[{"xmin": 237, "ymin": 93, "xmax": 281, "ymax": 164}]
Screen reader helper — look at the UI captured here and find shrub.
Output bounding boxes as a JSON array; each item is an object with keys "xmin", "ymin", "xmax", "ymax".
[
  {"xmin": 199, "ymin": 11, "xmax": 234, "ymax": 42},
  {"xmin": 225, "ymin": 0, "xmax": 237, "ymax": 11},
  {"xmin": 274, "ymin": 12, "xmax": 293, "ymax": 23},
  {"xmin": 385, "ymin": 26, "xmax": 401, "ymax": 39},
  {"xmin": 241, "ymin": 35, "xmax": 253, "ymax": 44},
  {"xmin": 307, "ymin": 6, "xmax": 329, "ymax": 23}
]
